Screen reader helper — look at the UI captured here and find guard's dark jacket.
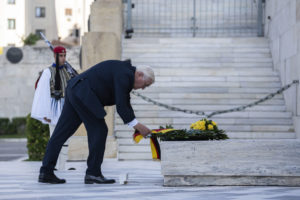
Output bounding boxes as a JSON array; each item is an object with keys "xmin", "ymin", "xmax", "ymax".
[{"xmin": 68, "ymin": 60, "xmax": 136, "ymax": 124}]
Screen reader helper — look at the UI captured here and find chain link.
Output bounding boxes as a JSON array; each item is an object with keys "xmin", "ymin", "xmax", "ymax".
[{"xmin": 131, "ymin": 80, "xmax": 299, "ymax": 118}]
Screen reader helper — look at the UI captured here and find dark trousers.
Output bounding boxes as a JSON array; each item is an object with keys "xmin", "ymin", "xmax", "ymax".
[{"xmin": 40, "ymin": 87, "xmax": 108, "ymax": 176}]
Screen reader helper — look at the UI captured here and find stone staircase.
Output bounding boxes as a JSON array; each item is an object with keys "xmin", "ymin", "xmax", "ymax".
[{"xmin": 116, "ymin": 37, "xmax": 296, "ymax": 160}]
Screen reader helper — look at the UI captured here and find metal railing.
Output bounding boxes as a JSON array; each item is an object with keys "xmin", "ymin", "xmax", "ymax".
[{"xmin": 124, "ymin": 0, "xmax": 264, "ymax": 38}]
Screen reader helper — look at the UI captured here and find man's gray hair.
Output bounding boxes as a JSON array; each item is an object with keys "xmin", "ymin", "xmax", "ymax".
[{"xmin": 136, "ymin": 65, "xmax": 155, "ymax": 83}]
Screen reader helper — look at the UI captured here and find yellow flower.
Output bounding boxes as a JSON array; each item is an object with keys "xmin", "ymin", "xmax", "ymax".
[
  {"xmin": 190, "ymin": 119, "xmax": 218, "ymax": 131},
  {"xmin": 190, "ymin": 123, "xmax": 196, "ymax": 129},
  {"xmin": 199, "ymin": 125, "xmax": 206, "ymax": 130},
  {"xmin": 199, "ymin": 121, "xmax": 206, "ymax": 126}
]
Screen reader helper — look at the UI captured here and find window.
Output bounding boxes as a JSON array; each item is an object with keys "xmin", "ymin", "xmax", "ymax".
[
  {"xmin": 8, "ymin": 19, "xmax": 15, "ymax": 29},
  {"xmin": 35, "ymin": 29, "xmax": 45, "ymax": 37},
  {"xmin": 75, "ymin": 29, "xmax": 80, "ymax": 37},
  {"xmin": 36, "ymin": 7, "xmax": 45, "ymax": 18},
  {"xmin": 65, "ymin": 8, "xmax": 72, "ymax": 16},
  {"xmin": 7, "ymin": 0, "xmax": 15, "ymax": 4}
]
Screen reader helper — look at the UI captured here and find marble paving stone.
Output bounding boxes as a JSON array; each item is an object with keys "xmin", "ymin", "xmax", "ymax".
[{"xmin": 0, "ymin": 159, "xmax": 300, "ymax": 200}]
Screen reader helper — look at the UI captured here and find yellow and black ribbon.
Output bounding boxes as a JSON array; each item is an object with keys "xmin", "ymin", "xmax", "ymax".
[{"xmin": 133, "ymin": 129, "xmax": 174, "ymax": 160}]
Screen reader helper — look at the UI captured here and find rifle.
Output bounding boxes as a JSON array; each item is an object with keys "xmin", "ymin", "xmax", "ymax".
[{"xmin": 39, "ymin": 32, "xmax": 78, "ymax": 77}]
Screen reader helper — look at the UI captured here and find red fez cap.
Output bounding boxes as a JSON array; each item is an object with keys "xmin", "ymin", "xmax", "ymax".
[{"xmin": 53, "ymin": 46, "xmax": 66, "ymax": 54}]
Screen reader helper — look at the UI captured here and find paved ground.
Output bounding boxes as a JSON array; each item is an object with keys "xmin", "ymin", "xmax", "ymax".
[
  {"xmin": 0, "ymin": 139, "xmax": 27, "ymax": 161},
  {"xmin": 0, "ymin": 158, "xmax": 300, "ymax": 200}
]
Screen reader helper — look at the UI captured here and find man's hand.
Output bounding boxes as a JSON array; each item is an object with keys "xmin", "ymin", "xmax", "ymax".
[
  {"xmin": 43, "ymin": 117, "xmax": 51, "ymax": 123},
  {"xmin": 134, "ymin": 123, "xmax": 151, "ymax": 137}
]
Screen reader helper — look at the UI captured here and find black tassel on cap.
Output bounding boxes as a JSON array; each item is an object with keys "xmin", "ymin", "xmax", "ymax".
[{"xmin": 53, "ymin": 52, "xmax": 62, "ymax": 99}]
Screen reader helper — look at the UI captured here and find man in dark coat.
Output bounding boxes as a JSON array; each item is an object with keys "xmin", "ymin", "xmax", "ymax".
[{"xmin": 38, "ymin": 60, "xmax": 155, "ymax": 184}]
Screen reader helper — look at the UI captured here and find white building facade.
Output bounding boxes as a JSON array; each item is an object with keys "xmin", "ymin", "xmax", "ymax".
[
  {"xmin": 55, "ymin": 0, "xmax": 94, "ymax": 42},
  {"xmin": 0, "ymin": 0, "xmax": 26, "ymax": 47},
  {"xmin": 25, "ymin": 0, "xmax": 58, "ymax": 43},
  {"xmin": 0, "ymin": 0, "xmax": 93, "ymax": 47}
]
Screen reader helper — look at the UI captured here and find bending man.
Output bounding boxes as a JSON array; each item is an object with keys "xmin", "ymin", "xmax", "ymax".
[{"xmin": 38, "ymin": 60, "xmax": 154, "ymax": 184}]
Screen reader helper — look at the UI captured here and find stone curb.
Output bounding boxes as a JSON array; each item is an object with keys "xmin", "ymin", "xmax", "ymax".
[{"xmin": 0, "ymin": 138, "xmax": 27, "ymax": 142}]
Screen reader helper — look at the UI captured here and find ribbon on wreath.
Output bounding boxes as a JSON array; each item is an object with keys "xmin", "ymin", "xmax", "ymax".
[{"xmin": 133, "ymin": 129, "xmax": 174, "ymax": 160}]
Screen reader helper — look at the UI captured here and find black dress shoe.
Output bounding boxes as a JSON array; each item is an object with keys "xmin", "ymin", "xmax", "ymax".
[
  {"xmin": 38, "ymin": 173, "xmax": 66, "ymax": 184},
  {"xmin": 84, "ymin": 174, "xmax": 115, "ymax": 184}
]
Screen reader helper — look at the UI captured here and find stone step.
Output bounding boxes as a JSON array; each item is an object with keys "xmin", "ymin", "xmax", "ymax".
[
  {"xmin": 123, "ymin": 48, "xmax": 271, "ymax": 53},
  {"xmin": 130, "ymin": 93, "xmax": 283, "ymax": 99},
  {"xmin": 130, "ymin": 33, "xmax": 259, "ymax": 38},
  {"xmin": 119, "ymin": 110, "xmax": 292, "ymax": 118},
  {"xmin": 119, "ymin": 145, "xmax": 151, "ymax": 153},
  {"xmin": 118, "ymin": 152, "xmax": 153, "ymax": 160},
  {"xmin": 116, "ymin": 117, "xmax": 293, "ymax": 125},
  {"xmin": 127, "ymin": 62, "xmax": 274, "ymax": 68},
  {"xmin": 116, "ymin": 126, "xmax": 295, "ymax": 139},
  {"xmin": 115, "ymin": 124, "xmax": 294, "ymax": 132},
  {"xmin": 138, "ymin": 87, "xmax": 282, "ymax": 94},
  {"xmin": 131, "ymin": 98, "xmax": 285, "ymax": 105},
  {"xmin": 123, "ymin": 44, "xmax": 270, "ymax": 48},
  {"xmin": 149, "ymin": 67, "xmax": 275, "ymax": 71},
  {"xmin": 124, "ymin": 48, "xmax": 270, "ymax": 53},
  {"xmin": 123, "ymin": 42, "xmax": 269, "ymax": 47},
  {"xmin": 116, "ymin": 132, "xmax": 296, "ymax": 147},
  {"xmin": 123, "ymin": 43, "xmax": 270, "ymax": 48},
  {"xmin": 123, "ymin": 52, "xmax": 271, "ymax": 58},
  {"xmin": 226, "ymin": 132, "xmax": 296, "ymax": 139},
  {"xmin": 153, "ymin": 76, "xmax": 280, "ymax": 82},
  {"xmin": 123, "ymin": 37, "xmax": 269, "ymax": 43},
  {"xmin": 129, "ymin": 104, "xmax": 286, "ymax": 111},
  {"xmin": 117, "ymin": 138, "xmax": 150, "ymax": 145},
  {"xmin": 123, "ymin": 38, "xmax": 269, "ymax": 45},
  {"xmin": 150, "ymin": 81, "xmax": 281, "ymax": 88},
  {"xmin": 130, "ymin": 57, "xmax": 273, "ymax": 63},
  {"xmin": 146, "ymin": 69, "xmax": 277, "ymax": 76}
]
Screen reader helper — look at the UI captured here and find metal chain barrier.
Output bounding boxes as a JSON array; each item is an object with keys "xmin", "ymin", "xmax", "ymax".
[
  {"xmin": 131, "ymin": 91, "xmax": 206, "ymax": 116},
  {"xmin": 131, "ymin": 80, "xmax": 299, "ymax": 118}
]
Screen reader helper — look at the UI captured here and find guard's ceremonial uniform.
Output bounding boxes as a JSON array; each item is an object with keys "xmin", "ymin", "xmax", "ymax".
[
  {"xmin": 31, "ymin": 46, "xmax": 74, "ymax": 170},
  {"xmin": 31, "ymin": 63, "xmax": 71, "ymax": 125}
]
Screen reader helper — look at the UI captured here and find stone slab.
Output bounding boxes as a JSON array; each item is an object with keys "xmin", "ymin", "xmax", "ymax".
[
  {"xmin": 164, "ymin": 175, "xmax": 300, "ymax": 186},
  {"xmin": 161, "ymin": 140, "xmax": 300, "ymax": 186}
]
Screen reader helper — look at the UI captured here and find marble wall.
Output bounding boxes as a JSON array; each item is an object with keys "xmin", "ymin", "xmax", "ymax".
[{"xmin": 264, "ymin": 0, "xmax": 300, "ymax": 137}]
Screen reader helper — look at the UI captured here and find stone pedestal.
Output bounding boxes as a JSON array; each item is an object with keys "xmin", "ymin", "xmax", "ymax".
[
  {"xmin": 161, "ymin": 140, "xmax": 300, "ymax": 186},
  {"xmin": 68, "ymin": 0, "xmax": 122, "ymax": 162}
]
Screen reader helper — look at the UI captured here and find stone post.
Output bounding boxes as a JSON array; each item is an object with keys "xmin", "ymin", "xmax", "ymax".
[
  {"xmin": 68, "ymin": 0, "xmax": 122, "ymax": 160},
  {"xmin": 90, "ymin": 0, "xmax": 123, "ymax": 42}
]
